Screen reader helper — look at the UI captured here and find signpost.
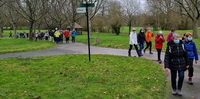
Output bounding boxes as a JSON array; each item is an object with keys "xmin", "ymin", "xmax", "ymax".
[
  {"xmin": 77, "ymin": 1, "xmax": 95, "ymax": 61},
  {"xmin": 76, "ymin": 7, "xmax": 86, "ymax": 13}
]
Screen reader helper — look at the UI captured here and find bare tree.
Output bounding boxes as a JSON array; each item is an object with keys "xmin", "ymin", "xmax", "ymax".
[
  {"xmin": 121, "ymin": 0, "xmax": 140, "ymax": 33},
  {"xmin": 88, "ymin": 0, "xmax": 105, "ymax": 37},
  {"xmin": 65, "ymin": 0, "xmax": 83, "ymax": 29},
  {"xmin": 0, "ymin": 0, "xmax": 7, "ymax": 7},
  {"xmin": 14, "ymin": 0, "xmax": 50, "ymax": 40},
  {"xmin": 174, "ymin": 0, "xmax": 200, "ymax": 38},
  {"xmin": 0, "ymin": 0, "xmax": 7, "ymax": 37},
  {"xmin": 4, "ymin": 0, "xmax": 20, "ymax": 37}
]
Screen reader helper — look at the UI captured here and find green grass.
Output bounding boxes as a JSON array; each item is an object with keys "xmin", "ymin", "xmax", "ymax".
[
  {"xmin": 0, "ymin": 54, "xmax": 166, "ymax": 99},
  {"xmin": 76, "ymin": 29, "xmax": 200, "ymax": 53},
  {"xmin": 0, "ymin": 38, "xmax": 55, "ymax": 54}
]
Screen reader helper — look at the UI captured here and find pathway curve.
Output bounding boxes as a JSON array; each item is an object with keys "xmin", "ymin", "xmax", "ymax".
[{"xmin": 0, "ymin": 42, "xmax": 199, "ymax": 99}]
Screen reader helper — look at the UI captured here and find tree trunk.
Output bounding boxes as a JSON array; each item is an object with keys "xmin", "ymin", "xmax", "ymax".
[
  {"xmin": 128, "ymin": 21, "xmax": 132, "ymax": 35},
  {"xmin": 89, "ymin": 19, "xmax": 92, "ymax": 38},
  {"xmin": 29, "ymin": 21, "xmax": 34, "ymax": 40},
  {"xmin": 13, "ymin": 25, "xmax": 17, "ymax": 38},
  {"xmin": 38, "ymin": 23, "xmax": 41, "ymax": 33},
  {"xmin": 0, "ymin": 26, "xmax": 3, "ymax": 37},
  {"xmin": 192, "ymin": 19, "xmax": 198, "ymax": 38}
]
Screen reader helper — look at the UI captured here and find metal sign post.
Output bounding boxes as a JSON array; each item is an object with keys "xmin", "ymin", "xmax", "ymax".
[{"xmin": 78, "ymin": 1, "xmax": 95, "ymax": 61}]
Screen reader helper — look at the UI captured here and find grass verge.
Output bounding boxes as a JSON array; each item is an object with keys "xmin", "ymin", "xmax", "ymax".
[
  {"xmin": 0, "ymin": 38, "xmax": 55, "ymax": 54},
  {"xmin": 0, "ymin": 55, "xmax": 166, "ymax": 99}
]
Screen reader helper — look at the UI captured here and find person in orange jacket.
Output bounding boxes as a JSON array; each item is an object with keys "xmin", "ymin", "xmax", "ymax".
[{"xmin": 144, "ymin": 28, "xmax": 154, "ymax": 54}]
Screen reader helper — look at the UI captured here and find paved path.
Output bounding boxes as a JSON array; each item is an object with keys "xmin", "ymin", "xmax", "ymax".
[{"xmin": 0, "ymin": 42, "xmax": 199, "ymax": 99}]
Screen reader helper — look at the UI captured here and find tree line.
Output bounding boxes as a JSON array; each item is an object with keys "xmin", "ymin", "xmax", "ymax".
[{"xmin": 0, "ymin": 0, "xmax": 199, "ymax": 39}]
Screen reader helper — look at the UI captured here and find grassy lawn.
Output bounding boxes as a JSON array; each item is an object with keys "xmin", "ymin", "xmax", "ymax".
[
  {"xmin": 0, "ymin": 38, "xmax": 55, "ymax": 54},
  {"xmin": 76, "ymin": 29, "xmax": 200, "ymax": 53},
  {"xmin": 0, "ymin": 55, "xmax": 166, "ymax": 99}
]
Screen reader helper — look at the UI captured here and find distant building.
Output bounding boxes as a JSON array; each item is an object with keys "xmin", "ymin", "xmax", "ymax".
[{"xmin": 67, "ymin": 23, "xmax": 83, "ymax": 35}]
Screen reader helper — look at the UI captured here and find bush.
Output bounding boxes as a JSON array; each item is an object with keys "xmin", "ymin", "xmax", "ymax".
[{"xmin": 111, "ymin": 21, "xmax": 122, "ymax": 35}]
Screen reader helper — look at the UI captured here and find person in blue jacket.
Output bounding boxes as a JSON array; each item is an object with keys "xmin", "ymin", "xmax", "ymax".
[
  {"xmin": 183, "ymin": 32, "xmax": 199, "ymax": 85},
  {"xmin": 71, "ymin": 29, "xmax": 76, "ymax": 43}
]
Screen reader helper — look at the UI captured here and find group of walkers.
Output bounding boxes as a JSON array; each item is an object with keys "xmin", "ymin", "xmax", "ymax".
[
  {"xmin": 128, "ymin": 28, "xmax": 155, "ymax": 58},
  {"xmin": 34, "ymin": 28, "xmax": 77, "ymax": 44},
  {"xmin": 128, "ymin": 28, "xmax": 198, "ymax": 96}
]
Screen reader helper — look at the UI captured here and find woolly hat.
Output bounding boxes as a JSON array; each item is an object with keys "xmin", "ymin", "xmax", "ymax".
[{"xmin": 147, "ymin": 28, "xmax": 151, "ymax": 30}]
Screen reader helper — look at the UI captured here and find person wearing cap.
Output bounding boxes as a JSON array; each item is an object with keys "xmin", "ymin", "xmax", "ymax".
[
  {"xmin": 183, "ymin": 32, "xmax": 199, "ymax": 85},
  {"xmin": 128, "ymin": 28, "xmax": 141, "ymax": 57},
  {"xmin": 155, "ymin": 31, "xmax": 165, "ymax": 64},
  {"xmin": 144, "ymin": 28, "xmax": 154, "ymax": 54},
  {"xmin": 164, "ymin": 34, "xmax": 189, "ymax": 96}
]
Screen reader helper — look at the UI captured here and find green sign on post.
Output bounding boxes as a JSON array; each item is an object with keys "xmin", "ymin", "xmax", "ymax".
[{"xmin": 80, "ymin": 3, "xmax": 95, "ymax": 7}]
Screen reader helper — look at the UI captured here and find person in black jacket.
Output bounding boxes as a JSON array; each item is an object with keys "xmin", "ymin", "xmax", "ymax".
[
  {"xmin": 164, "ymin": 34, "xmax": 189, "ymax": 96},
  {"xmin": 137, "ymin": 28, "xmax": 146, "ymax": 56}
]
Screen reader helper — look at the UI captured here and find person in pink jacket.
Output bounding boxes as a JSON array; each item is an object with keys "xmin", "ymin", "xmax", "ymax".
[{"xmin": 167, "ymin": 29, "xmax": 176, "ymax": 42}]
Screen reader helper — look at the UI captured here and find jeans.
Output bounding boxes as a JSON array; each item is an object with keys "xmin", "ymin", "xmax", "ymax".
[
  {"xmin": 139, "ymin": 43, "xmax": 144, "ymax": 55},
  {"xmin": 187, "ymin": 59, "xmax": 194, "ymax": 77},
  {"xmin": 128, "ymin": 44, "xmax": 140, "ymax": 57},
  {"xmin": 171, "ymin": 70, "xmax": 185, "ymax": 90},
  {"xmin": 144, "ymin": 41, "xmax": 152, "ymax": 53},
  {"xmin": 156, "ymin": 49, "xmax": 162, "ymax": 61}
]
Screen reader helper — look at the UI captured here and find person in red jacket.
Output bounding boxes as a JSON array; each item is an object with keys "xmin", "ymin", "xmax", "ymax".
[
  {"xmin": 155, "ymin": 31, "xmax": 165, "ymax": 64},
  {"xmin": 64, "ymin": 30, "xmax": 70, "ymax": 43}
]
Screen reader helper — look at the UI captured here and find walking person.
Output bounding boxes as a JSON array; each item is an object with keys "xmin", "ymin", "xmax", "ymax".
[
  {"xmin": 128, "ymin": 28, "xmax": 141, "ymax": 57},
  {"xmin": 35, "ymin": 33, "xmax": 38, "ymax": 41},
  {"xmin": 45, "ymin": 31, "xmax": 49, "ymax": 41},
  {"xmin": 167, "ymin": 29, "xmax": 176, "ymax": 42},
  {"xmin": 183, "ymin": 32, "xmax": 198, "ymax": 85},
  {"xmin": 64, "ymin": 30, "xmax": 70, "ymax": 43},
  {"xmin": 49, "ymin": 29, "xmax": 54, "ymax": 42},
  {"xmin": 9, "ymin": 32, "xmax": 12, "ymax": 38},
  {"xmin": 144, "ymin": 28, "xmax": 154, "ymax": 54},
  {"xmin": 155, "ymin": 31, "xmax": 165, "ymax": 64},
  {"xmin": 71, "ymin": 29, "xmax": 76, "ymax": 43},
  {"xmin": 54, "ymin": 30, "xmax": 60, "ymax": 43},
  {"xmin": 137, "ymin": 28, "xmax": 146, "ymax": 56},
  {"xmin": 164, "ymin": 34, "xmax": 189, "ymax": 96}
]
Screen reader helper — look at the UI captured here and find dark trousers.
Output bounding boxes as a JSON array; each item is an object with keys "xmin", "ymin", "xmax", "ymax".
[
  {"xmin": 72, "ymin": 37, "xmax": 75, "ymax": 43},
  {"xmin": 139, "ymin": 43, "xmax": 144, "ymax": 54},
  {"xmin": 187, "ymin": 59, "xmax": 194, "ymax": 77},
  {"xmin": 144, "ymin": 41, "xmax": 152, "ymax": 52},
  {"xmin": 45, "ymin": 36, "xmax": 48, "ymax": 40},
  {"xmin": 55, "ymin": 37, "xmax": 59, "ymax": 43},
  {"xmin": 171, "ymin": 70, "xmax": 185, "ymax": 90},
  {"xmin": 128, "ymin": 44, "xmax": 140, "ymax": 57},
  {"xmin": 66, "ymin": 37, "xmax": 70, "ymax": 42},
  {"xmin": 156, "ymin": 49, "xmax": 162, "ymax": 61}
]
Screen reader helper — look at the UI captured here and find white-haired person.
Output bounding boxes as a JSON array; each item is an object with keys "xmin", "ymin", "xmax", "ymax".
[
  {"xmin": 155, "ymin": 31, "xmax": 165, "ymax": 64},
  {"xmin": 164, "ymin": 34, "xmax": 189, "ymax": 96},
  {"xmin": 128, "ymin": 28, "xmax": 141, "ymax": 57}
]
